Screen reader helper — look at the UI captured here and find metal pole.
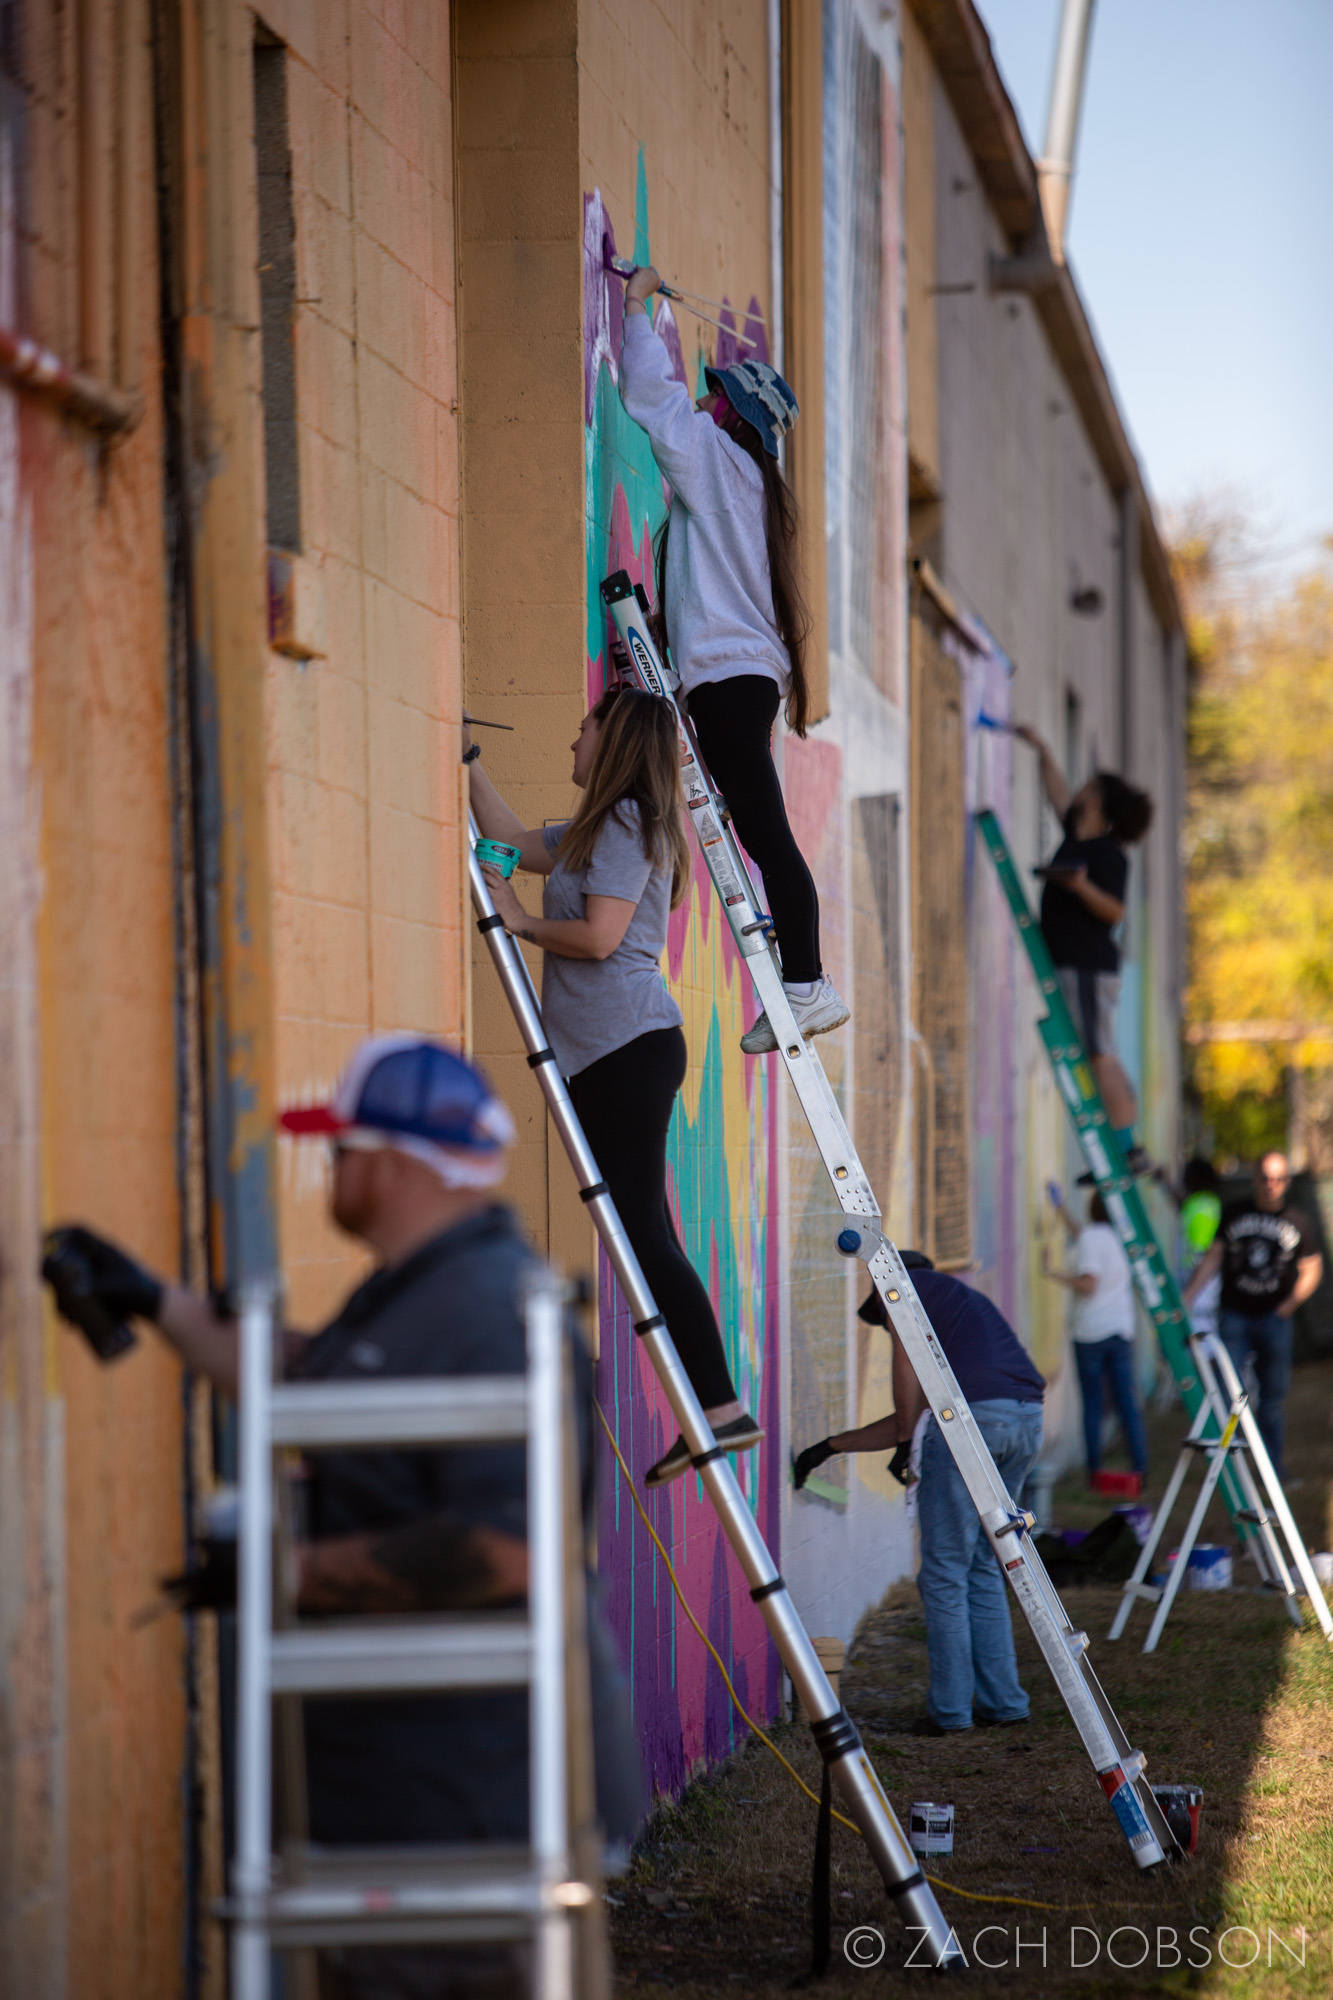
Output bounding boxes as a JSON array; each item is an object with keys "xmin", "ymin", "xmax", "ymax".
[
  {"xmin": 470, "ymin": 834, "xmax": 962, "ymax": 1966},
  {"xmin": 234, "ymin": 1280, "xmax": 279, "ymax": 2000},
  {"xmin": 526, "ymin": 1274, "xmax": 574, "ymax": 2000},
  {"xmin": 1039, "ymin": 0, "xmax": 1097, "ymax": 256}
]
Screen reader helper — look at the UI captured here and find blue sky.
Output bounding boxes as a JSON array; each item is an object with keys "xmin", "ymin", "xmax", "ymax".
[{"xmin": 976, "ymin": 0, "xmax": 1333, "ymax": 571}]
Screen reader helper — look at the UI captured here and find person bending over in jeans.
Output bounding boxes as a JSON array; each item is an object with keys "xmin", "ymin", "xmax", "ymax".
[
  {"xmin": 1184, "ymin": 1151, "xmax": 1323, "ymax": 1481},
  {"xmin": 792, "ymin": 1254, "xmax": 1045, "ymax": 1736},
  {"xmin": 1043, "ymin": 1190, "xmax": 1147, "ymax": 1484},
  {"xmin": 467, "ymin": 685, "xmax": 761, "ymax": 1488},
  {"xmin": 616, "ymin": 262, "xmax": 849, "ymax": 1056},
  {"xmin": 1014, "ymin": 724, "xmax": 1153, "ymax": 1174}
]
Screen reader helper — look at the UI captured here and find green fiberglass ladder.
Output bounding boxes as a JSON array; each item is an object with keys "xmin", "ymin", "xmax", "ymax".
[{"xmin": 976, "ymin": 805, "xmax": 1329, "ymax": 1625}]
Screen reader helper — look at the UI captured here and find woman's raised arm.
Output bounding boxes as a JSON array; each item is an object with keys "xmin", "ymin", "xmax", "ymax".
[{"xmin": 466, "ymin": 731, "xmax": 556, "ymax": 875}]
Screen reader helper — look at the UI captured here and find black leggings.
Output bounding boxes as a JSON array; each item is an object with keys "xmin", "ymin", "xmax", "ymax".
[
  {"xmin": 568, "ymin": 1027, "xmax": 738, "ymax": 1411},
  {"xmin": 687, "ymin": 674, "xmax": 822, "ymax": 984}
]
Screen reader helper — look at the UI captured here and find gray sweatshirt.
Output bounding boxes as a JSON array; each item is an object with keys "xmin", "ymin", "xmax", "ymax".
[{"xmin": 618, "ymin": 312, "xmax": 791, "ymax": 698}]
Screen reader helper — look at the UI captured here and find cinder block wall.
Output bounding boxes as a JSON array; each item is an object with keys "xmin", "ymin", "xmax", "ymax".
[{"xmin": 259, "ymin": 0, "xmax": 468, "ymax": 1328}]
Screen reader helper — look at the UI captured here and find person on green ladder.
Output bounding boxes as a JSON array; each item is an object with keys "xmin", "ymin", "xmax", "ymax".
[{"xmin": 1013, "ymin": 724, "xmax": 1154, "ymax": 1176}]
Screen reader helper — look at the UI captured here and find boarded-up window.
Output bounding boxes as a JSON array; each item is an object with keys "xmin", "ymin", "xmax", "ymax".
[
  {"xmin": 850, "ymin": 792, "xmax": 903, "ymax": 1206},
  {"xmin": 910, "ymin": 600, "xmax": 971, "ymax": 1265}
]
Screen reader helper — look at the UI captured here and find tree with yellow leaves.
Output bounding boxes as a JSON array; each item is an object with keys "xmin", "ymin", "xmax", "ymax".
[{"xmin": 1175, "ymin": 503, "xmax": 1333, "ymax": 1164}]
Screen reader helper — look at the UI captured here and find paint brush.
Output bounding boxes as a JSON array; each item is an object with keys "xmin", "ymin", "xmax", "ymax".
[
  {"xmin": 462, "ymin": 713, "xmax": 514, "ymax": 730},
  {"xmin": 603, "ymin": 244, "xmax": 759, "ymax": 350}
]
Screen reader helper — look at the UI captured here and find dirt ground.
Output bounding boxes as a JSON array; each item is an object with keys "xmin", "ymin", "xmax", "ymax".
[{"xmin": 608, "ymin": 1359, "xmax": 1333, "ymax": 1999}]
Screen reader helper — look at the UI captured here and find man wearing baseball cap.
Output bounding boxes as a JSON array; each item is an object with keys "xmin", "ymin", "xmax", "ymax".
[{"xmin": 44, "ymin": 1034, "xmax": 640, "ymax": 1999}]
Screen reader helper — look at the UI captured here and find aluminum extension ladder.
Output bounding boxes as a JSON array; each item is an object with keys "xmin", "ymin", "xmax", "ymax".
[
  {"xmin": 472, "ymin": 575, "xmax": 1177, "ymax": 1966},
  {"xmin": 600, "ymin": 574, "xmax": 1175, "ymax": 1873},
  {"xmin": 977, "ymin": 807, "xmax": 1329, "ymax": 1614},
  {"xmin": 229, "ymin": 1272, "xmax": 601, "ymax": 1999},
  {"xmin": 1110, "ymin": 1330, "xmax": 1333, "ymax": 1652}
]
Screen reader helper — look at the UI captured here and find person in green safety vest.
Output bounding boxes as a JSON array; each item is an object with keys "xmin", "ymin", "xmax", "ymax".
[{"xmin": 1179, "ymin": 1158, "xmax": 1223, "ymax": 1338}]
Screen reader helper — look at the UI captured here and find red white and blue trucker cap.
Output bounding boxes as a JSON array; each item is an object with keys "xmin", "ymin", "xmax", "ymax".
[{"xmin": 279, "ymin": 1034, "xmax": 513, "ymax": 1155}]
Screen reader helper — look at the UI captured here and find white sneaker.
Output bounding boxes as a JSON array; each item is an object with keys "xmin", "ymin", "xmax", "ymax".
[{"xmin": 740, "ymin": 976, "xmax": 850, "ymax": 1056}]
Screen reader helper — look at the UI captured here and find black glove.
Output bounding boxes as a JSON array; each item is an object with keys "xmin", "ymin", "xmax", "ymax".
[
  {"xmin": 159, "ymin": 1538, "xmax": 237, "ymax": 1615},
  {"xmin": 41, "ymin": 1225, "xmax": 163, "ymax": 1363},
  {"xmin": 887, "ymin": 1442, "xmax": 912, "ymax": 1486},
  {"xmin": 857, "ymin": 1287, "xmax": 888, "ymax": 1327},
  {"xmin": 793, "ymin": 1438, "xmax": 835, "ymax": 1490}
]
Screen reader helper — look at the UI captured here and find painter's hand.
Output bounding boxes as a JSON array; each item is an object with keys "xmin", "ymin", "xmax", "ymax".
[
  {"xmin": 793, "ymin": 1439, "xmax": 834, "ymax": 1491},
  {"xmin": 481, "ymin": 866, "xmax": 529, "ymax": 933},
  {"xmin": 625, "ymin": 265, "xmax": 661, "ymax": 311}
]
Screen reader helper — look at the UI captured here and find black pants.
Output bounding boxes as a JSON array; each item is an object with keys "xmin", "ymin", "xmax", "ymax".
[
  {"xmin": 687, "ymin": 674, "xmax": 822, "ymax": 984},
  {"xmin": 569, "ymin": 1027, "xmax": 738, "ymax": 1410}
]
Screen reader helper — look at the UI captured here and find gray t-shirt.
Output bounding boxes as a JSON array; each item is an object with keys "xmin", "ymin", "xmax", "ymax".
[{"xmin": 541, "ymin": 803, "xmax": 683, "ymax": 1077}]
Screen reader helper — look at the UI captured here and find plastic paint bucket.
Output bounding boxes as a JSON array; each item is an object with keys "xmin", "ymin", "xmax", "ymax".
[
  {"xmin": 1151, "ymin": 1784, "xmax": 1203, "ymax": 1853},
  {"xmin": 1166, "ymin": 1544, "xmax": 1232, "ymax": 1590},
  {"xmin": 474, "ymin": 838, "xmax": 522, "ymax": 879},
  {"xmin": 1114, "ymin": 1503, "xmax": 1154, "ymax": 1548},
  {"xmin": 908, "ymin": 1803, "xmax": 954, "ymax": 1857}
]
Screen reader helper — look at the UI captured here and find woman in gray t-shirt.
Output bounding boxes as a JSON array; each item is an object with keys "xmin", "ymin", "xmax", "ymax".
[{"xmin": 467, "ymin": 685, "xmax": 762, "ymax": 1486}]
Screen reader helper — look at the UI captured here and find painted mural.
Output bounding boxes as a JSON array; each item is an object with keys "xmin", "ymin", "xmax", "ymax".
[{"xmin": 582, "ymin": 171, "xmax": 782, "ymax": 1793}]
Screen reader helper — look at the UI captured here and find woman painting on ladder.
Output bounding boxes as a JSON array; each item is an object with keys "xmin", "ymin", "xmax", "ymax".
[
  {"xmin": 616, "ymin": 263, "xmax": 849, "ymax": 1055},
  {"xmin": 466, "ymin": 686, "xmax": 762, "ymax": 1487}
]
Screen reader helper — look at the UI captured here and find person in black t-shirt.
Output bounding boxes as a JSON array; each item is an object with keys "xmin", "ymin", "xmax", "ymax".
[
  {"xmin": 793, "ymin": 1254, "xmax": 1044, "ymax": 1735},
  {"xmin": 1184, "ymin": 1151, "xmax": 1323, "ymax": 1479},
  {"xmin": 1014, "ymin": 726, "xmax": 1154, "ymax": 1175}
]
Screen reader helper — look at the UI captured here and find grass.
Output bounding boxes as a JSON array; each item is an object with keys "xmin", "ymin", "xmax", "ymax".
[{"xmin": 608, "ymin": 1360, "xmax": 1333, "ymax": 1997}]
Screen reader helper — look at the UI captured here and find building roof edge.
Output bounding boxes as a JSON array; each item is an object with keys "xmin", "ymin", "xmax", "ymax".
[{"xmin": 907, "ymin": 0, "xmax": 1182, "ymax": 635}]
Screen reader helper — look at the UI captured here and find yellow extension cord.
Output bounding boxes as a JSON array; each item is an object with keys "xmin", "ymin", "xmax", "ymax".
[{"xmin": 594, "ymin": 1400, "xmax": 1099, "ymax": 1916}]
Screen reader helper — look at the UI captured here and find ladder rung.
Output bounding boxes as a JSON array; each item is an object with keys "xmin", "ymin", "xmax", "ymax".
[
  {"xmin": 269, "ymin": 1378, "xmax": 527, "ymax": 1449},
  {"xmin": 269, "ymin": 1615, "xmax": 531, "ymax": 1694},
  {"xmin": 1123, "ymin": 1582, "xmax": 1162, "ymax": 1603},
  {"xmin": 1236, "ymin": 1509, "xmax": 1273, "ymax": 1525},
  {"xmin": 231, "ymin": 1846, "xmax": 553, "ymax": 1948}
]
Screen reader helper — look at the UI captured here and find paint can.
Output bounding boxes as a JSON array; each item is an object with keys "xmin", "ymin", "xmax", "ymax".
[
  {"xmin": 1311, "ymin": 1552, "xmax": 1333, "ymax": 1590},
  {"xmin": 1151, "ymin": 1784, "xmax": 1203, "ymax": 1854},
  {"xmin": 474, "ymin": 837, "xmax": 522, "ymax": 879},
  {"xmin": 1114, "ymin": 1502, "xmax": 1154, "ymax": 1547},
  {"xmin": 1166, "ymin": 1543, "xmax": 1232, "ymax": 1590},
  {"xmin": 908, "ymin": 1802, "xmax": 954, "ymax": 1857}
]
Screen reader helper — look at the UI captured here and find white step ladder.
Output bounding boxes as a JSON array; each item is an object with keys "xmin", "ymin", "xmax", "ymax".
[
  {"xmin": 229, "ymin": 1271, "xmax": 601, "ymax": 1998},
  {"xmin": 597, "ymin": 570, "xmax": 1178, "ymax": 1873},
  {"xmin": 1109, "ymin": 1329, "xmax": 1333, "ymax": 1653}
]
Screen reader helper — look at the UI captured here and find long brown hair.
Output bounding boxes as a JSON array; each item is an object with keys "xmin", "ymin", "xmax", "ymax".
[
  {"xmin": 557, "ymin": 686, "xmax": 692, "ymax": 909},
  {"xmin": 653, "ymin": 404, "xmax": 813, "ymax": 736}
]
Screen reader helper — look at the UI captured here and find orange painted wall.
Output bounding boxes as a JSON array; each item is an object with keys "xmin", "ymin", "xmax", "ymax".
[
  {"xmin": 8, "ymin": 8, "xmax": 188, "ymax": 1994},
  {"xmin": 2, "ymin": 2, "xmax": 468, "ymax": 1991},
  {"xmin": 257, "ymin": 0, "xmax": 466, "ymax": 1330}
]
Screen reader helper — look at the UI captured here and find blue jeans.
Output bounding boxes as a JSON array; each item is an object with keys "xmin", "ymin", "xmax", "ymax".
[
  {"xmin": 1218, "ymin": 1309, "xmax": 1294, "ymax": 1479},
  {"xmin": 918, "ymin": 1399, "xmax": 1045, "ymax": 1730},
  {"xmin": 1073, "ymin": 1335, "xmax": 1148, "ymax": 1475}
]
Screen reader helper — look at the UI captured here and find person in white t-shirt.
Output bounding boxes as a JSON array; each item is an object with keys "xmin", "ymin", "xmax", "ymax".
[{"xmin": 1043, "ymin": 1191, "xmax": 1148, "ymax": 1480}]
